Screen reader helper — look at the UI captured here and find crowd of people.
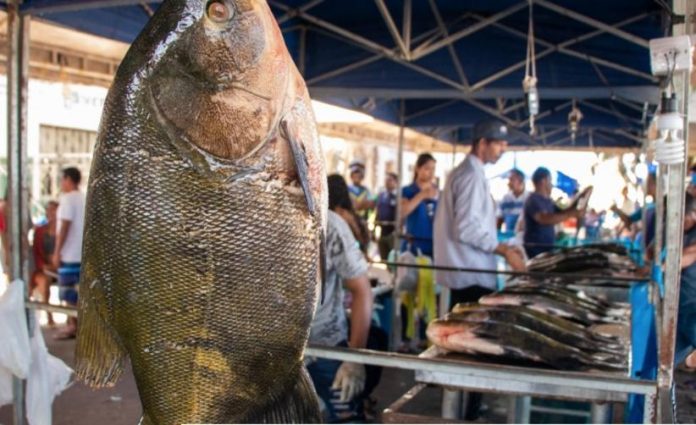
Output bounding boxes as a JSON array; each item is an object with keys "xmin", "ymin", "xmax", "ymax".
[
  {"xmin": 346, "ymin": 118, "xmax": 588, "ymax": 272},
  {"xmin": 313, "ymin": 119, "xmax": 595, "ymax": 421},
  {"xmin": 2, "ymin": 167, "xmax": 86, "ymax": 340}
]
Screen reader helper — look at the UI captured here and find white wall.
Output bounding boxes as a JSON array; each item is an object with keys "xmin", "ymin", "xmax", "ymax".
[
  {"xmin": 0, "ymin": 78, "xmax": 108, "ymax": 157},
  {"xmin": 0, "ymin": 78, "xmax": 109, "ymax": 200}
]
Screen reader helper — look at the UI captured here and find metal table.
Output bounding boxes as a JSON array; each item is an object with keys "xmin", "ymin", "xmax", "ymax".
[
  {"xmin": 415, "ymin": 346, "xmax": 634, "ymax": 403},
  {"xmin": 304, "ymin": 345, "xmax": 656, "ymax": 423}
]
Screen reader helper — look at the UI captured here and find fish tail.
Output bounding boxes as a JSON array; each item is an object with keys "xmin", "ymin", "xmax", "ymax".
[
  {"xmin": 74, "ymin": 300, "xmax": 126, "ymax": 388},
  {"xmin": 253, "ymin": 367, "xmax": 321, "ymax": 423}
]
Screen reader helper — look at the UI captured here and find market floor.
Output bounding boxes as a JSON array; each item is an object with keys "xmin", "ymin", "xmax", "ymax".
[
  {"xmin": 1, "ymin": 327, "xmax": 694, "ymax": 424},
  {"xmin": 0, "ymin": 327, "xmax": 506, "ymax": 425}
]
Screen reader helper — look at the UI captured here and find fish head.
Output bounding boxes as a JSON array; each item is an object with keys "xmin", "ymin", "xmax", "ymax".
[
  {"xmin": 426, "ymin": 320, "xmax": 479, "ymax": 342},
  {"xmin": 148, "ymin": 0, "xmax": 295, "ymax": 161}
]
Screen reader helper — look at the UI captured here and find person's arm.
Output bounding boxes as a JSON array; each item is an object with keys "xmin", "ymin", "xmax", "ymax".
[
  {"xmin": 532, "ymin": 206, "xmax": 580, "ymax": 226},
  {"xmin": 345, "ymin": 276, "xmax": 372, "ymax": 349},
  {"xmin": 452, "ymin": 175, "xmax": 498, "ymax": 253},
  {"xmin": 355, "ymin": 191, "xmax": 376, "ymax": 211},
  {"xmin": 52, "ymin": 219, "xmax": 71, "ymax": 267},
  {"xmin": 330, "ymin": 216, "xmax": 371, "ymax": 402},
  {"xmin": 33, "ymin": 226, "xmax": 45, "ymax": 271},
  {"xmin": 611, "ymin": 205, "xmax": 633, "ymax": 228},
  {"xmin": 400, "ymin": 194, "xmax": 422, "ymax": 219},
  {"xmin": 683, "ymin": 244, "xmax": 696, "ymax": 269},
  {"xmin": 401, "ymin": 185, "xmax": 437, "ymax": 219},
  {"xmin": 494, "ymin": 244, "xmax": 526, "ymax": 271}
]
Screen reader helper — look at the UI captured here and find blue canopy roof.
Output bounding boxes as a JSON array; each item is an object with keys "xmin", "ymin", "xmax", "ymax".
[{"xmin": 5, "ymin": 0, "xmax": 671, "ymax": 148}]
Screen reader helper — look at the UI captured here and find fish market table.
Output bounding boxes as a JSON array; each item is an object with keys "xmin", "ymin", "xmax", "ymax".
[
  {"xmin": 391, "ymin": 346, "xmax": 647, "ymax": 424},
  {"xmin": 305, "ymin": 346, "xmax": 657, "ymax": 423}
]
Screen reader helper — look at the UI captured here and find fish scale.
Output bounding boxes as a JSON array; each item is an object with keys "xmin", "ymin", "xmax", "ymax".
[
  {"xmin": 82, "ymin": 143, "xmax": 320, "ymax": 422},
  {"xmin": 75, "ymin": 1, "xmax": 325, "ymax": 423}
]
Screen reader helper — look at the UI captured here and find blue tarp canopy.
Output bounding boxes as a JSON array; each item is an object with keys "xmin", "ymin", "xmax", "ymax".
[{"xmin": 4, "ymin": 0, "xmax": 671, "ymax": 148}]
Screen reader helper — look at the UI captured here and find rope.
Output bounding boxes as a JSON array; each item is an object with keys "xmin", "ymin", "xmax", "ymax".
[
  {"xmin": 523, "ymin": 0, "xmax": 539, "ymax": 134},
  {"xmin": 524, "ymin": 0, "xmax": 537, "ymax": 85}
]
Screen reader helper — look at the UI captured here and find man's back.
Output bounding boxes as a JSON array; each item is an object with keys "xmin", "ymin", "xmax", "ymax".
[{"xmin": 434, "ymin": 155, "xmax": 498, "ymax": 290}]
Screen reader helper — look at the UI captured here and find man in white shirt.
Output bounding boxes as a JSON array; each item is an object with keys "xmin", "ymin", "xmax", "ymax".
[
  {"xmin": 52, "ymin": 167, "xmax": 85, "ymax": 339},
  {"xmin": 434, "ymin": 119, "xmax": 527, "ymax": 420},
  {"xmin": 497, "ymin": 169, "xmax": 529, "ymax": 234}
]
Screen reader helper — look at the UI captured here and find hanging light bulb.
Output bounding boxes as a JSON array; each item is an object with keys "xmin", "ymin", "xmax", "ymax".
[
  {"xmin": 654, "ymin": 92, "xmax": 685, "ymax": 165},
  {"xmin": 568, "ymin": 102, "xmax": 583, "ymax": 142}
]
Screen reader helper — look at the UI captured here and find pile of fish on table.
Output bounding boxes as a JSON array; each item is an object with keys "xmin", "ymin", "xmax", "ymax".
[
  {"xmin": 427, "ymin": 282, "xmax": 629, "ymax": 372},
  {"xmin": 526, "ymin": 244, "xmax": 638, "ymax": 279}
]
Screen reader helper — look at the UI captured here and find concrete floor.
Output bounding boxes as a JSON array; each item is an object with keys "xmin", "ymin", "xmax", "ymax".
[
  {"xmin": 0, "ymin": 326, "xmax": 694, "ymax": 424},
  {"xmin": 0, "ymin": 326, "xmax": 500, "ymax": 425}
]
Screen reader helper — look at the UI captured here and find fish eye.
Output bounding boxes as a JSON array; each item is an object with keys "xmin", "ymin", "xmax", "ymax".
[{"xmin": 207, "ymin": 1, "xmax": 233, "ymax": 23}]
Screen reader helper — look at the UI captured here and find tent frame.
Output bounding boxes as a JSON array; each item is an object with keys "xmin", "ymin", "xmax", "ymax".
[{"xmin": 5, "ymin": 1, "xmax": 691, "ymax": 424}]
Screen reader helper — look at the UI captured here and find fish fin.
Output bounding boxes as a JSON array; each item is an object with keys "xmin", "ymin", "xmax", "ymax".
[
  {"xmin": 281, "ymin": 120, "xmax": 316, "ymax": 215},
  {"xmin": 253, "ymin": 367, "xmax": 322, "ymax": 423},
  {"xmin": 74, "ymin": 295, "xmax": 127, "ymax": 388}
]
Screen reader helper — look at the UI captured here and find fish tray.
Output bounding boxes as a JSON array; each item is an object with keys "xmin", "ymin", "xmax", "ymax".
[{"xmin": 415, "ymin": 343, "xmax": 635, "ymax": 404}]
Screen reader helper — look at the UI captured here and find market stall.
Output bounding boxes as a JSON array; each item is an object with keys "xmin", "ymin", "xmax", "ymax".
[{"xmin": 0, "ymin": 1, "xmax": 692, "ymax": 424}]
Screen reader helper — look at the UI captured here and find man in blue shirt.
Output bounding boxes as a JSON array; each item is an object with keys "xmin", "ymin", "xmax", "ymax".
[
  {"xmin": 375, "ymin": 173, "xmax": 398, "ymax": 259},
  {"xmin": 497, "ymin": 169, "xmax": 528, "ymax": 233},
  {"xmin": 348, "ymin": 162, "xmax": 375, "ymax": 221},
  {"xmin": 523, "ymin": 167, "xmax": 583, "ymax": 258}
]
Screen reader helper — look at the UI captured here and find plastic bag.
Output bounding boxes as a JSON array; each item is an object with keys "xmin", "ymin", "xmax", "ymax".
[
  {"xmin": 0, "ymin": 280, "xmax": 31, "ymax": 379},
  {"xmin": 27, "ymin": 312, "xmax": 73, "ymax": 425},
  {"xmin": 395, "ymin": 250, "xmax": 418, "ymax": 292}
]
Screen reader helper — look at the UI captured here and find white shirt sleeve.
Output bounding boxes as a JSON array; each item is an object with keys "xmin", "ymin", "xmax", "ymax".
[
  {"xmin": 453, "ymin": 173, "xmax": 499, "ymax": 253},
  {"xmin": 58, "ymin": 194, "xmax": 76, "ymax": 223},
  {"xmin": 328, "ymin": 215, "xmax": 369, "ymax": 281}
]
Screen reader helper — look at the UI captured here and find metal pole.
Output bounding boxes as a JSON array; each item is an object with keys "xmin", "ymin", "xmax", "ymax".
[
  {"xmin": 373, "ymin": 0, "xmax": 409, "ymax": 58},
  {"xmin": 656, "ymin": 2, "xmax": 692, "ymax": 421},
  {"xmin": 532, "ymin": 0, "xmax": 650, "ymax": 48},
  {"xmin": 441, "ymin": 390, "xmax": 462, "ymax": 420},
  {"xmin": 508, "ymin": 396, "xmax": 532, "ymax": 424},
  {"xmin": 390, "ymin": 100, "xmax": 406, "ymax": 351},
  {"xmin": 7, "ymin": 1, "xmax": 30, "ymax": 424},
  {"xmin": 590, "ymin": 402, "xmax": 613, "ymax": 424}
]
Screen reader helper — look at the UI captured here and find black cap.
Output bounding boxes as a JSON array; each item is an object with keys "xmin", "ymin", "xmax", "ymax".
[
  {"xmin": 472, "ymin": 119, "xmax": 509, "ymax": 141},
  {"xmin": 349, "ymin": 160, "xmax": 365, "ymax": 174}
]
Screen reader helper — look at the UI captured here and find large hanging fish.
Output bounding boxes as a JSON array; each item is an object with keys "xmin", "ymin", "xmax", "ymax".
[{"xmin": 75, "ymin": 0, "xmax": 326, "ymax": 423}]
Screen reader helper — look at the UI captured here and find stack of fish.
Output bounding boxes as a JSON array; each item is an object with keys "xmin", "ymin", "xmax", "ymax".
[
  {"xmin": 526, "ymin": 244, "xmax": 637, "ymax": 277},
  {"xmin": 427, "ymin": 283, "xmax": 629, "ymax": 372}
]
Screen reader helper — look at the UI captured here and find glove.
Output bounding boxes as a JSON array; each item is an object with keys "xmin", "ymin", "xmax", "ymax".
[{"xmin": 331, "ymin": 362, "xmax": 366, "ymax": 402}]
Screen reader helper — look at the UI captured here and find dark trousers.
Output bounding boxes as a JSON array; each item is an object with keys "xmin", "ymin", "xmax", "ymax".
[
  {"xmin": 378, "ymin": 233, "xmax": 394, "ymax": 260},
  {"xmin": 307, "ymin": 341, "xmax": 361, "ymax": 422},
  {"xmin": 449, "ymin": 285, "xmax": 494, "ymax": 421},
  {"xmin": 307, "ymin": 326, "xmax": 387, "ymax": 422},
  {"xmin": 449, "ymin": 285, "xmax": 494, "ymax": 309}
]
